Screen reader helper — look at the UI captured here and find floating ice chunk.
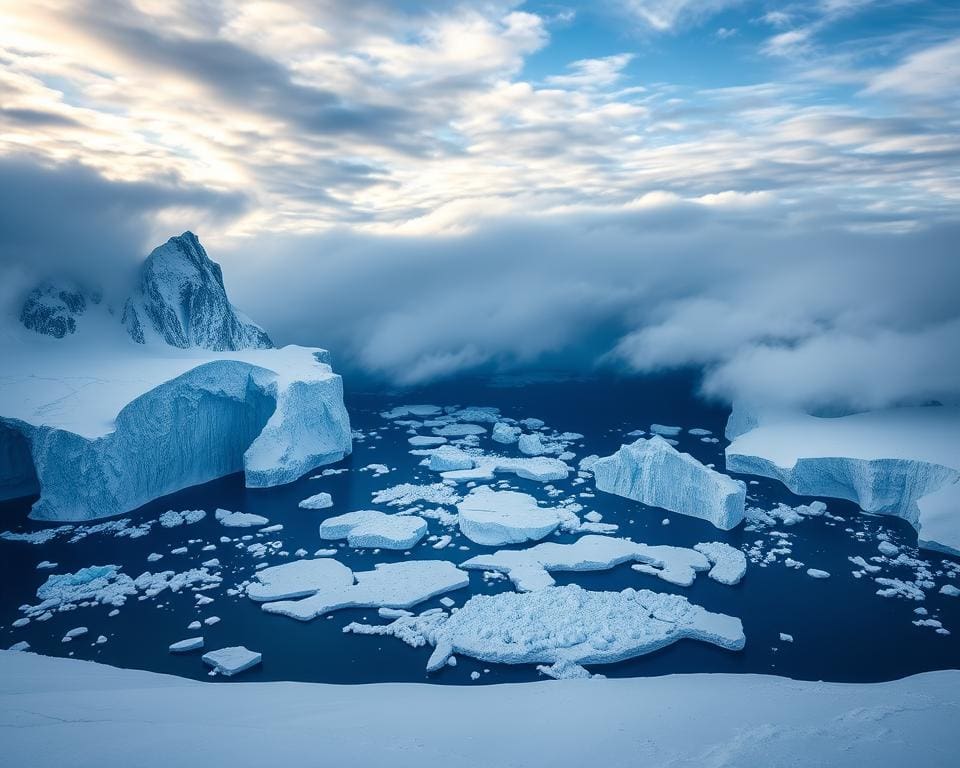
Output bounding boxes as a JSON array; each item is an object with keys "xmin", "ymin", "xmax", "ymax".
[
  {"xmin": 408, "ymin": 435, "xmax": 447, "ymax": 447},
  {"xmin": 320, "ymin": 510, "xmax": 428, "ymax": 550},
  {"xmin": 299, "ymin": 492, "xmax": 333, "ymax": 510},
  {"xmin": 456, "ymin": 487, "xmax": 562, "ymax": 546},
  {"xmin": 806, "ymin": 569, "xmax": 831, "ymax": 579},
  {"xmin": 147, "ymin": 553, "xmax": 163, "ymax": 562},
  {"xmin": 689, "ymin": 428, "xmax": 713, "ymax": 436},
  {"xmin": 940, "ymin": 584, "xmax": 960, "ymax": 597},
  {"xmin": 693, "ymin": 542, "xmax": 748, "ymax": 586},
  {"xmin": 7, "ymin": 641, "xmax": 30, "ymax": 652},
  {"xmin": 158, "ymin": 509, "xmax": 206, "ymax": 528},
  {"xmin": 169, "ymin": 637, "xmax": 204, "ymax": 653},
  {"xmin": 462, "ymin": 535, "xmax": 711, "ymax": 591},
  {"xmin": 12, "ymin": 618, "xmax": 29, "ymax": 628},
  {"xmin": 439, "ymin": 597, "xmax": 456, "ymax": 608},
  {"xmin": 372, "ymin": 483, "xmax": 461, "ymax": 508},
  {"xmin": 878, "ymin": 541, "xmax": 900, "ymax": 557},
  {"xmin": 203, "ymin": 616, "xmax": 220, "ymax": 626},
  {"xmin": 360, "ymin": 463, "xmax": 390, "ymax": 476},
  {"xmin": 433, "ymin": 424, "xmax": 487, "ymax": 437},
  {"xmin": 428, "ymin": 446, "xmax": 476, "ymax": 472},
  {"xmin": 438, "ymin": 455, "xmax": 571, "ymax": 484},
  {"xmin": 578, "ymin": 455, "xmax": 599, "ymax": 472},
  {"xmin": 518, "ymin": 433, "xmax": 546, "ymax": 456},
  {"xmin": 779, "ymin": 633, "xmax": 794, "ymax": 643},
  {"xmin": 593, "ymin": 436, "xmax": 745, "ymax": 530},
  {"xmin": 520, "ymin": 418, "xmax": 544, "ymax": 430},
  {"xmin": 215, "ymin": 508, "xmax": 269, "ymax": 528},
  {"xmin": 259, "ymin": 524, "xmax": 283, "ymax": 534},
  {"xmin": 202, "ymin": 646, "xmax": 261, "ymax": 676},
  {"xmin": 260, "ymin": 560, "xmax": 469, "ymax": 622},
  {"xmin": 36, "ymin": 561, "xmax": 57, "ymax": 570},
  {"xmin": 492, "ymin": 422, "xmax": 521, "ymax": 444},
  {"xmin": 247, "ymin": 558, "xmax": 356, "ymax": 602},
  {"xmin": 64, "ymin": 627, "xmax": 88, "ymax": 640},
  {"xmin": 370, "ymin": 585, "xmax": 744, "ymax": 674},
  {"xmin": 188, "ymin": 621, "xmax": 202, "ymax": 630},
  {"xmin": 450, "ymin": 407, "xmax": 501, "ymax": 424},
  {"xmin": 650, "ymin": 424, "xmax": 682, "ymax": 437},
  {"xmin": 381, "ymin": 405, "xmax": 441, "ymax": 419}
]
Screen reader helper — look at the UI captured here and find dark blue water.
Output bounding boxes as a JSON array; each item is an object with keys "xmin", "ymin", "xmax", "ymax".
[{"xmin": 2, "ymin": 372, "xmax": 958, "ymax": 685}]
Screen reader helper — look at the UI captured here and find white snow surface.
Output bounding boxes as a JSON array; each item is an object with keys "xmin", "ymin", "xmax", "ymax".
[
  {"xmin": 593, "ymin": 436, "xmax": 746, "ymax": 530},
  {"xmin": 0, "ymin": 333, "xmax": 352, "ymax": 520},
  {"xmin": 725, "ymin": 405, "xmax": 960, "ymax": 553},
  {"xmin": 1, "ymin": 651, "xmax": 957, "ymax": 767},
  {"xmin": 461, "ymin": 535, "xmax": 714, "ymax": 590},
  {"xmin": 693, "ymin": 542, "xmax": 748, "ymax": 586}
]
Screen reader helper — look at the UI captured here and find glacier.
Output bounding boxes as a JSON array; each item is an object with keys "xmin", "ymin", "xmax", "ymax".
[
  {"xmin": 0, "ymin": 233, "xmax": 351, "ymax": 521},
  {"xmin": 725, "ymin": 405, "xmax": 960, "ymax": 554},
  {"xmin": 593, "ymin": 435, "xmax": 746, "ymax": 530}
]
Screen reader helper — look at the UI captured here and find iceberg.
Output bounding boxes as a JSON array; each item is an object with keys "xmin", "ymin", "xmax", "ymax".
[
  {"xmin": 258, "ymin": 560, "xmax": 470, "ymax": 621},
  {"xmin": 0, "ymin": 233, "xmax": 352, "ymax": 521},
  {"xmin": 298, "ymin": 492, "xmax": 333, "ymax": 510},
  {"xmin": 593, "ymin": 436, "xmax": 746, "ymax": 530},
  {"xmin": 215, "ymin": 509, "xmax": 269, "ymax": 528},
  {"xmin": 725, "ymin": 405, "xmax": 960, "ymax": 554},
  {"xmin": 201, "ymin": 646, "xmax": 262, "ymax": 676},
  {"xmin": 319, "ymin": 510, "xmax": 428, "ymax": 549},
  {"xmin": 433, "ymin": 454, "xmax": 571, "ymax": 483},
  {"xmin": 456, "ymin": 487, "xmax": 563, "ymax": 546},
  {"xmin": 693, "ymin": 542, "xmax": 747, "ymax": 586},
  {"xmin": 169, "ymin": 637, "xmax": 204, "ymax": 653},
  {"xmin": 461, "ymin": 535, "xmax": 714, "ymax": 591}
]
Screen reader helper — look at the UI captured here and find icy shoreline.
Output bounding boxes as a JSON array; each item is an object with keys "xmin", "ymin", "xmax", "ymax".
[{"xmin": 1, "ymin": 651, "xmax": 957, "ymax": 767}]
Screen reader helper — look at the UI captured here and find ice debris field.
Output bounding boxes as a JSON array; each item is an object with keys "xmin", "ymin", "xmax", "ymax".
[{"xmin": 2, "ymin": 374, "xmax": 960, "ymax": 685}]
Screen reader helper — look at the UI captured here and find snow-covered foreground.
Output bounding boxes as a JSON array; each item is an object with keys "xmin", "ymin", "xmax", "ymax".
[
  {"xmin": 2, "ymin": 650, "xmax": 957, "ymax": 767},
  {"xmin": 726, "ymin": 406, "xmax": 960, "ymax": 554}
]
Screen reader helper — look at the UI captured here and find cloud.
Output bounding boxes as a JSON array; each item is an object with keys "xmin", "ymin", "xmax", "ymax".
[
  {"xmin": 617, "ymin": 0, "xmax": 742, "ymax": 32},
  {"xmin": 221, "ymin": 204, "xmax": 960, "ymax": 412},
  {"xmin": 867, "ymin": 36, "xmax": 960, "ymax": 98},
  {"xmin": 0, "ymin": 155, "xmax": 246, "ymax": 314},
  {"xmin": 545, "ymin": 54, "xmax": 634, "ymax": 89}
]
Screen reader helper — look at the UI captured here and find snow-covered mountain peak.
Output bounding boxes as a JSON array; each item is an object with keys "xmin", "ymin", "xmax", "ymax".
[
  {"xmin": 18, "ymin": 231, "xmax": 272, "ymax": 351},
  {"xmin": 123, "ymin": 231, "xmax": 272, "ymax": 351}
]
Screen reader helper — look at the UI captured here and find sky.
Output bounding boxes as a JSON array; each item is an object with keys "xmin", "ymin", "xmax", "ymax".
[{"xmin": 1, "ymin": 0, "xmax": 959, "ymax": 411}]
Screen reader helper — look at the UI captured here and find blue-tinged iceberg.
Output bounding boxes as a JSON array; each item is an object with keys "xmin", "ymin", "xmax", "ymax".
[
  {"xmin": 725, "ymin": 405, "xmax": 960, "ymax": 554},
  {"xmin": 592, "ymin": 435, "xmax": 746, "ymax": 530},
  {"xmin": 0, "ymin": 233, "xmax": 351, "ymax": 521}
]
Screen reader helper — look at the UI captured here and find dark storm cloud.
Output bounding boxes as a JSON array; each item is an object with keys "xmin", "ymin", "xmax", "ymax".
[{"xmin": 0, "ymin": 156, "xmax": 247, "ymax": 313}]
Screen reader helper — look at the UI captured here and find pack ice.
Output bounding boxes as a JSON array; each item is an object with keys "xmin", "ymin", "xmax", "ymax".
[
  {"xmin": 593, "ymin": 436, "xmax": 746, "ymax": 530},
  {"xmin": 0, "ymin": 232, "xmax": 352, "ymax": 521},
  {"xmin": 725, "ymin": 405, "xmax": 960, "ymax": 554}
]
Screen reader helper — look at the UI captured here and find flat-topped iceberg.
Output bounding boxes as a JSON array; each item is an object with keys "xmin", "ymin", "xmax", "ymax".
[
  {"xmin": 257, "ymin": 560, "xmax": 470, "ymax": 621},
  {"xmin": 593, "ymin": 436, "xmax": 746, "ymax": 530},
  {"xmin": 319, "ymin": 510, "xmax": 428, "ymax": 549},
  {"xmin": 693, "ymin": 542, "xmax": 747, "ymax": 586},
  {"xmin": 456, "ymin": 487, "xmax": 563, "ymax": 546},
  {"xmin": 725, "ymin": 405, "xmax": 960, "ymax": 554},
  {"xmin": 202, "ymin": 646, "xmax": 262, "ymax": 676},
  {"xmin": 461, "ymin": 535, "xmax": 715, "ymax": 590},
  {"xmin": 433, "ymin": 454, "xmax": 571, "ymax": 483},
  {"xmin": 247, "ymin": 559, "xmax": 354, "ymax": 602},
  {"xmin": 0, "ymin": 233, "xmax": 352, "ymax": 521}
]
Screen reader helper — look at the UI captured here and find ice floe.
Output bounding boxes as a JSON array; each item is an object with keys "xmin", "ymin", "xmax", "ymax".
[
  {"xmin": 693, "ymin": 542, "xmax": 748, "ymax": 585},
  {"xmin": 347, "ymin": 584, "xmax": 744, "ymax": 678},
  {"xmin": 456, "ymin": 487, "xmax": 564, "ymax": 546},
  {"xmin": 298, "ymin": 492, "xmax": 333, "ymax": 510},
  {"xmin": 319, "ymin": 510, "xmax": 428, "ymax": 549},
  {"xmin": 460, "ymin": 535, "xmax": 718, "ymax": 590},
  {"xmin": 215, "ymin": 508, "xmax": 269, "ymax": 528},
  {"xmin": 169, "ymin": 637, "xmax": 204, "ymax": 653},
  {"xmin": 256, "ymin": 560, "xmax": 470, "ymax": 621},
  {"xmin": 202, "ymin": 646, "xmax": 261, "ymax": 676}
]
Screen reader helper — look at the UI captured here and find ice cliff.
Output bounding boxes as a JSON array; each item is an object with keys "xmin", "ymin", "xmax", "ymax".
[
  {"xmin": 725, "ymin": 405, "xmax": 960, "ymax": 554},
  {"xmin": 1, "ymin": 234, "xmax": 351, "ymax": 521},
  {"xmin": 592, "ymin": 435, "xmax": 746, "ymax": 530}
]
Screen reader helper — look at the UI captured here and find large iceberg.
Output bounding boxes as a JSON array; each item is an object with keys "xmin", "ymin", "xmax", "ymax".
[
  {"xmin": 0, "ymin": 233, "xmax": 351, "ymax": 521},
  {"xmin": 592, "ymin": 436, "xmax": 746, "ymax": 530},
  {"xmin": 725, "ymin": 405, "xmax": 960, "ymax": 554}
]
